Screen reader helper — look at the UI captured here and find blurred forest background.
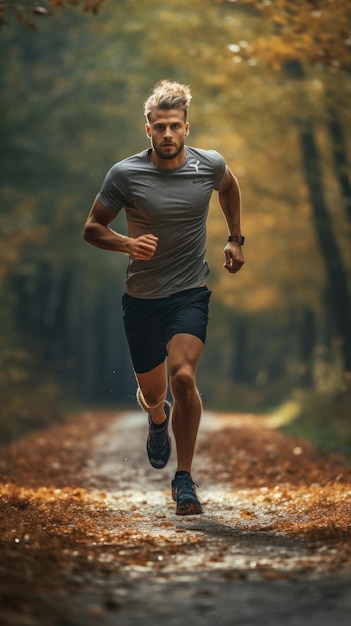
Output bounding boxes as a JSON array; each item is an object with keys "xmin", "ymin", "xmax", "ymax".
[{"xmin": 1, "ymin": 0, "xmax": 350, "ymax": 450}]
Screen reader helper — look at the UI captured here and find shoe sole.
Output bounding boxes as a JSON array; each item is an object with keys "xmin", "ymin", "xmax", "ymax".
[
  {"xmin": 176, "ymin": 502, "xmax": 203, "ymax": 516},
  {"xmin": 172, "ymin": 485, "xmax": 203, "ymax": 515}
]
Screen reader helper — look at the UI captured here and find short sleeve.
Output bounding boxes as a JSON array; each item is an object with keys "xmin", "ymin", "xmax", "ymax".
[
  {"xmin": 208, "ymin": 150, "xmax": 227, "ymax": 190},
  {"xmin": 96, "ymin": 164, "xmax": 127, "ymax": 213}
]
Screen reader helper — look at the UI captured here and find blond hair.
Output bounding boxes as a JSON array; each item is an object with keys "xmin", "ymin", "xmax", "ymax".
[{"xmin": 144, "ymin": 80, "xmax": 192, "ymax": 121}]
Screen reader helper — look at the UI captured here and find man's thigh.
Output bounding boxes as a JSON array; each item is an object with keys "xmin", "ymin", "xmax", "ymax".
[{"xmin": 167, "ymin": 333, "xmax": 204, "ymax": 375}]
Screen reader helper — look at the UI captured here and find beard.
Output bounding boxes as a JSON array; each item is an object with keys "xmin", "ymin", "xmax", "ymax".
[{"xmin": 152, "ymin": 141, "xmax": 185, "ymax": 161}]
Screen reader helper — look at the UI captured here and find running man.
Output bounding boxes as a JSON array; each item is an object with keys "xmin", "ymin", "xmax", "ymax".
[{"xmin": 83, "ymin": 80, "xmax": 244, "ymax": 515}]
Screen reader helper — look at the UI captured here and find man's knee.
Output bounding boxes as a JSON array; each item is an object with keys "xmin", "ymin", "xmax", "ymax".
[
  {"xmin": 138, "ymin": 387, "xmax": 166, "ymax": 411},
  {"xmin": 170, "ymin": 366, "xmax": 196, "ymax": 396}
]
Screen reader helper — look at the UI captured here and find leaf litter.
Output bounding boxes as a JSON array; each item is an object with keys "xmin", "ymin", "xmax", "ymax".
[{"xmin": 1, "ymin": 409, "xmax": 351, "ymax": 624}]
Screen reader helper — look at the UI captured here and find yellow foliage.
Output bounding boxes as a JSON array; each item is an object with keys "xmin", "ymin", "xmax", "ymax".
[{"xmin": 235, "ymin": 0, "xmax": 351, "ymax": 70}]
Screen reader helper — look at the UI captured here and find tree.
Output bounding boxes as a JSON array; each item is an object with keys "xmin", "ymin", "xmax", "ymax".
[
  {"xmin": 227, "ymin": 0, "xmax": 351, "ymax": 372},
  {"xmin": 1, "ymin": 0, "xmax": 350, "ymax": 423}
]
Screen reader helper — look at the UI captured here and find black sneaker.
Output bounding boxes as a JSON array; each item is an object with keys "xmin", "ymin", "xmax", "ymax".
[
  {"xmin": 146, "ymin": 400, "xmax": 172, "ymax": 469},
  {"xmin": 171, "ymin": 472, "xmax": 203, "ymax": 515}
]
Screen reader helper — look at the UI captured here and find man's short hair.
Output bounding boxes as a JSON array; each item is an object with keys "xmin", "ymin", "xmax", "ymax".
[{"xmin": 144, "ymin": 80, "xmax": 192, "ymax": 121}]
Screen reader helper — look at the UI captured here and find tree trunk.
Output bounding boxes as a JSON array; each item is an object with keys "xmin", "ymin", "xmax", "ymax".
[
  {"xmin": 298, "ymin": 120, "xmax": 351, "ymax": 371},
  {"xmin": 283, "ymin": 61, "xmax": 351, "ymax": 373},
  {"xmin": 298, "ymin": 307, "xmax": 316, "ymax": 387},
  {"xmin": 327, "ymin": 100, "xmax": 351, "ymax": 224}
]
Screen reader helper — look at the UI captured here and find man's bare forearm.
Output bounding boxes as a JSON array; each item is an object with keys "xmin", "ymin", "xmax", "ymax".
[
  {"xmin": 218, "ymin": 170, "xmax": 242, "ymax": 235},
  {"xmin": 83, "ymin": 221, "xmax": 131, "ymax": 253}
]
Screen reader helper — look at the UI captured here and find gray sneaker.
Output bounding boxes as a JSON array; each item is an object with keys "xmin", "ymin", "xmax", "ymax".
[
  {"xmin": 146, "ymin": 400, "xmax": 172, "ymax": 469},
  {"xmin": 172, "ymin": 472, "xmax": 203, "ymax": 515}
]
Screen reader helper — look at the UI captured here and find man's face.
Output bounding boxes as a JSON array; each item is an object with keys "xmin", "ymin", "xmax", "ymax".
[{"xmin": 146, "ymin": 108, "xmax": 189, "ymax": 161}]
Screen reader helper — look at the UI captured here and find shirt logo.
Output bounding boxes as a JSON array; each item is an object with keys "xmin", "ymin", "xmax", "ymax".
[{"xmin": 189, "ymin": 159, "xmax": 200, "ymax": 173}]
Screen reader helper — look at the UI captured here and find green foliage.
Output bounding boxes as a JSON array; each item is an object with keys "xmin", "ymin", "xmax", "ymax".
[
  {"xmin": 0, "ymin": 343, "xmax": 63, "ymax": 442},
  {"xmin": 280, "ymin": 387, "xmax": 351, "ymax": 454}
]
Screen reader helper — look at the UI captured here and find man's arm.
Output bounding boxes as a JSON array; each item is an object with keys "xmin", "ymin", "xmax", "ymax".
[
  {"xmin": 83, "ymin": 200, "xmax": 158, "ymax": 261},
  {"xmin": 218, "ymin": 168, "xmax": 245, "ymax": 274}
]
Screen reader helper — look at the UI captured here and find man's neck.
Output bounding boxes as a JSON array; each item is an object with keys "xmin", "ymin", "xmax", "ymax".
[{"xmin": 149, "ymin": 148, "xmax": 187, "ymax": 170}]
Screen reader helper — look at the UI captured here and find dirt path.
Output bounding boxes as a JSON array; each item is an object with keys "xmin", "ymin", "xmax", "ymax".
[{"xmin": 1, "ymin": 409, "xmax": 351, "ymax": 625}]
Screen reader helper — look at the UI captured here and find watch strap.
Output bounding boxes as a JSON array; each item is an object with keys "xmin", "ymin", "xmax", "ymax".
[{"xmin": 228, "ymin": 234, "xmax": 245, "ymax": 245}]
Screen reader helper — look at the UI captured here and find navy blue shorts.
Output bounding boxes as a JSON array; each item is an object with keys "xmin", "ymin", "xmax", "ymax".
[{"xmin": 122, "ymin": 286, "xmax": 211, "ymax": 374}]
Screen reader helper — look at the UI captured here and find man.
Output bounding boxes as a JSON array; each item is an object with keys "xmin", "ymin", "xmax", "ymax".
[{"xmin": 83, "ymin": 80, "xmax": 244, "ymax": 516}]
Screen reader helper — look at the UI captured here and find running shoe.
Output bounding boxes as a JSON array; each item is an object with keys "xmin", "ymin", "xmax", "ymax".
[
  {"xmin": 146, "ymin": 400, "xmax": 172, "ymax": 469},
  {"xmin": 171, "ymin": 472, "xmax": 203, "ymax": 515}
]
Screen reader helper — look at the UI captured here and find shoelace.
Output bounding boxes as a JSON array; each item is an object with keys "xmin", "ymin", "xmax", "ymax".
[{"xmin": 174, "ymin": 476, "xmax": 198, "ymax": 494}]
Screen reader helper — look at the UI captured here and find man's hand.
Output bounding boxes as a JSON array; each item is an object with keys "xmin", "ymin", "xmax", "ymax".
[
  {"xmin": 127, "ymin": 234, "xmax": 159, "ymax": 260},
  {"xmin": 223, "ymin": 242, "xmax": 245, "ymax": 274}
]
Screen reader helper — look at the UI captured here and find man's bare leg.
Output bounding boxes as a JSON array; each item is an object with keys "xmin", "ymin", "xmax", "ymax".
[
  {"xmin": 167, "ymin": 333, "xmax": 204, "ymax": 514},
  {"xmin": 136, "ymin": 361, "xmax": 168, "ymax": 424},
  {"xmin": 167, "ymin": 333, "xmax": 204, "ymax": 474},
  {"xmin": 136, "ymin": 361, "xmax": 172, "ymax": 469}
]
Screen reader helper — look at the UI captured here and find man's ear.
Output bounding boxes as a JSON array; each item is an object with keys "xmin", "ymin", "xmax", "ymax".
[
  {"xmin": 185, "ymin": 122, "xmax": 190, "ymax": 137},
  {"xmin": 145, "ymin": 124, "xmax": 151, "ymax": 138}
]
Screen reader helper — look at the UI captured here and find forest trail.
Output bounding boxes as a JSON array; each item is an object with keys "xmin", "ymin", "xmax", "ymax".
[{"xmin": 1, "ymin": 408, "xmax": 351, "ymax": 625}]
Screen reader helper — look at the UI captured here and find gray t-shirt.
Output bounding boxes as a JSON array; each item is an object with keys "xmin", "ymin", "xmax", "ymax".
[{"xmin": 97, "ymin": 146, "xmax": 227, "ymax": 298}]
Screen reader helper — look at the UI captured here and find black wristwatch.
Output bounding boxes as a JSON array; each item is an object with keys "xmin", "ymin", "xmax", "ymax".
[{"xmin": 228, "ymin": 234, "xmax": 245, "ymax": 245}]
